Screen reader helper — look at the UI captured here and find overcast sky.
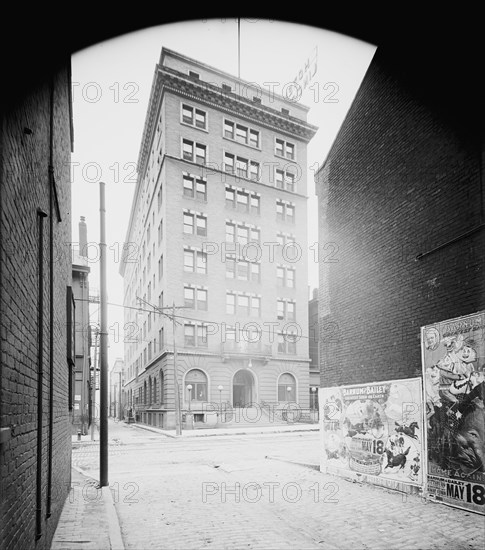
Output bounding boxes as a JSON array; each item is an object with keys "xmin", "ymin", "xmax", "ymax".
[{"xmin": 70, "ymin": 19, "xmax": 376, "ymax": 363}]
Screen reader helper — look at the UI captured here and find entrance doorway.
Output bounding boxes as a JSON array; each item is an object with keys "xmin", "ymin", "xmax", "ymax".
[{"xmin": 232, "ymin": 370, "xmax": 255, "ymax": 407}]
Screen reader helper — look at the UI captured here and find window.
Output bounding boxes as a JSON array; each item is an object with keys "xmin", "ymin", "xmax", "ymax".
[
  {"xmin": 184, "ymin": 286, "xmax": 207, "ymax": 310},
  {"xmin": 158, "ymin": 185, "xmax": 163, "ymax": 210},
  {"xmin": 158, "ymin": 328, "xmax": 164, "ymax": 351},
  {"xmin": 184, "ymin": 324, "xmax": 195, "ymax": 346},
  {"xmin": 226, "ymin": 257, "xmax": 260, "ymax": 282},
  {"xmin": 250, "ymin": 195, "xmax": 260, "ymax": 214},
  {"xmin": 277, "ymin": 299, "xmax": 296, "ymax": 321},
  {"xmin": 224, "ymin": 153, "xmax": 260, "ymax": 180},
  {"xmin": 275, "ymin": 169, "xmax": 296, "ymax": 192},
  {"xmin": 277, "ymin": 266, "xmax": 295, "ymax": 288},
  {"xmin": 184, "ymin": 325, "xmax": 207, "ymax": 348},
  {"xmin": 238, "ymin": 294, "xmax": 250, "ymax": 315},
  {"xmin": 184, "ymin": 249, "xmax": 207, "ymax": 274},
  {"xmin": 181, "ymin": 104, "xmax": 207, "ymax": 130},
  {"xmin": 237, "ymin": 191, "xmax": 249, "ymax": 213},
  {"xmin": 225, "ymin": 186, "xmax": 259, "ymax": 215},
  {"xmin": 276, "ymin": 200, "xmax": 295, "ymax": 223},
  {"xmin": 225, "ymin": 222, "xmax": 236, "ymax": 243},
  {"xmin": 225, "ymin": 188, "xmax": 236, "ymax": 208},
  {"xmin": 158, "ymin": 221, "xmax": 163, "ymax": 244},
  {"xmin": 197, "ymin": 288, "xmax": 208, "ymax": 310},
  {"xmin": 275, "ymin": 138, "xmax": 295, "ymax": 160},
  {"xmin": 184, "ymin": 286, "xmax": 195, "ymax": 308},
  {"xmin": 183, "ymin": 212, "xmax": 207, "ymax": 236},
  {"xmin": 278, "ymin": 373, "xmax": 296, "ymax": 401},
  {"xmin": 224, "ymin": 119, "xmax": 260, "ymax": 148},
  {"xmin": 251, "ymin": 296, "xmax": 261, "ymax": 317},
  {"xmin": 185, "ymin": 369, "xmax": 207, "ymax": 401},
  {"xmin": 158, "ymin": 255, "xmax": 163, "ymax": 280},
  {"xmin": 182, "ymin": 139, "xmax": 207, "ymax": 164},
  {"xmin": 226, "ymin": 257, "xmax": 235, "ymax": 279},
  {"xmin": 184, "ymin": 174, "xmax": 207, "ymax": 201},
  {"xmin": 226, "ymin": 292, "xmax": 236, "ymax": 314}
]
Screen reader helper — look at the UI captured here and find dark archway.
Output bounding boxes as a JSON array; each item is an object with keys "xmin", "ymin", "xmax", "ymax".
[{"xmin": 232, "ymin": 370, "xmax": 255, "ymax": 407}]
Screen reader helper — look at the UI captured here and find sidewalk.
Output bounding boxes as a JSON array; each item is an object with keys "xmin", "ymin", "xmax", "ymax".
[
  {"xmin": 130, "ymin": 420, "xmax": 320, "ymax": 438},
  {"xmin": 51, "ymin": 467, "xmax": 124, "ymax": 550}
]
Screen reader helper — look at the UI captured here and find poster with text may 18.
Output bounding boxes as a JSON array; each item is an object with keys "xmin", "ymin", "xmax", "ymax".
[
  {"xmin": 422, "ymin": 312, "xmax": 485, "ymax": 515},
  {"xmin": 321, "ymin": 378, "xmax": 424, "ymax": 486}
]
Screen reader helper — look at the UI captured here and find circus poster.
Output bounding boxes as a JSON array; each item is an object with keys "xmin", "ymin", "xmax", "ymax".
[
  {"xmin": 320, "ymin": 378, "xmax": 424, "ymax": 487},
  {"xmin": 422, "ymin": 312, "xmax": 485, "ymax": 515}
]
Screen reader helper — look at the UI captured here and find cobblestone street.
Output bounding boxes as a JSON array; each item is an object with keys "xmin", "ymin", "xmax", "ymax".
[{"xmin": 56, "ymin": 420, "xmax": 485, "ymax": 549}]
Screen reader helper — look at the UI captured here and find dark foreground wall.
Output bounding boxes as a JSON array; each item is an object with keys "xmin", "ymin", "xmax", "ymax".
[
  {"xmin": 0, "ymin": 65, "xmax": 73, "ymax": 549},
  {"xmin": 316, "ymin": 46, "xmax": 484, "ymax": 387}
]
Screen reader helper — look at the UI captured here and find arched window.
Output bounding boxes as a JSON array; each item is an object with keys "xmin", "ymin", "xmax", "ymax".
[
  {"xmin": 148, "ymin": 377, "xmax": 152, "ymax": 405},
  {"xmin": 278, "ymin": 373, "xmax": 296, "ymax": 402},
  {"xmin": 153, "ymin": 378, "xmax": 157, "ymax": 406},
  {"xmin": 185, "ymin": 369, "xmax": 208, "ymax": 401},
  {"xmin": 159, "ymin": 370, "xmax": 164, "ymax": 405}
]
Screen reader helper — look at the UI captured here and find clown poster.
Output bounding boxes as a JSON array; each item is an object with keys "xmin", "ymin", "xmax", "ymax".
[
  {"xmin": 320, "ymin": 378, "xmax": 424, "ymax": 487},
  {"xmin": 422, "ymin": 312, "xmax": 485, "ymax": 515}
]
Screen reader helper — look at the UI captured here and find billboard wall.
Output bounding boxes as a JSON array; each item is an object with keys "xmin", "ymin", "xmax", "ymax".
[
  {"xmin": 422, "ymin": 312, "xmax": 485, "ymax": 515},
  {"xmin": 320, "ymin": 378, "xmax": 424, "ymax": 488}
]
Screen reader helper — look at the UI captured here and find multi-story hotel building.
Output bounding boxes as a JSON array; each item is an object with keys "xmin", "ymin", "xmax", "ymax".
[{"xmin": 120, "ymin": 47, "xmax": 318, "ymax": 429}]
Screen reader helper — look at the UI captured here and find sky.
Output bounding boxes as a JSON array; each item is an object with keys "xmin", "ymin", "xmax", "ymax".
[{"xmin": 70, "ymin": 19, "xmax": 377, "ymax": 363}]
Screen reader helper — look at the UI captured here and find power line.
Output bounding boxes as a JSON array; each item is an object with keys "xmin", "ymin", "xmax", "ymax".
[{"xmin": 75, "ymin": 297, "xmax": 321, "ymax": 342}]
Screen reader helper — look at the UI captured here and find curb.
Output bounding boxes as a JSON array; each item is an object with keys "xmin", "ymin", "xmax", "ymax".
[
  {"xmin": 70, "ymin": 465, "xmax": 125, "ymax": 550},
  {"xmin": 265, "ymin": 455, "xmax": 321, "ymax": 470},
  {"xmin": 130, "ymin": 422, "xmax": 319, "ymax": 438}
]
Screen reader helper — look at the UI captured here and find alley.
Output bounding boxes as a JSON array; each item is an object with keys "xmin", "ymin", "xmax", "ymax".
[{"xmin": 62, "ymin": 420, "xmax": 485, "ymax": 550}]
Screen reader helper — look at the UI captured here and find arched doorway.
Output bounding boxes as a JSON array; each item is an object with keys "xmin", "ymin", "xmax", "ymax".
[{"xmin": 233, "ymin": 370, "xmax": 255, "ymax": 407}]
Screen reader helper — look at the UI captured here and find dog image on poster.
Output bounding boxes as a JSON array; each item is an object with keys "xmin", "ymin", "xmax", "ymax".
[{"xmin": 321, "ymin": 379, "xmax": 423, "ymax": 484}]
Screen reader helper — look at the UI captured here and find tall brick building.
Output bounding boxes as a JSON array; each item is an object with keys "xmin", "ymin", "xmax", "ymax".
[
  {"xmin": 120, "ymin": 47, "xmax": 317, "ymax": 429},
  {"xmin": 315, "ymin": 47, "xmax": 484, "ymax": 387},
  {"xmin": 0, "ymin": 64, "xmax": 74, "ymax": 548}
]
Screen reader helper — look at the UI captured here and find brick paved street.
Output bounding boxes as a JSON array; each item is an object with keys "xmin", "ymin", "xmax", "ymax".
[{"xmin": 55, "ymin": 420, "xmax": 484, "ymax": 550}]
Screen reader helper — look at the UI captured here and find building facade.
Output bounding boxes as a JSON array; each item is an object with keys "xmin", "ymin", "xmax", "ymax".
[
  {"xmin": 72, "ymin": 217, "xmax": 92, "ymax": 435},
  {"xmin": 314, "ymin": 46, "xmax": 484, "ymax": 498},
  {"xmin": 0, "ymin": 64, "xmax": 74, "ymax": 548},
  {"xmin": 120, "ymin": 48, "xmax": 317, "ymax": 429},
  {"xmin": 109, "ymin": 358, "xmax": 125, "ymax": 420},
  {"xmin": 308, "ymin": 288, "xmax": 319, "ymax": 411}
]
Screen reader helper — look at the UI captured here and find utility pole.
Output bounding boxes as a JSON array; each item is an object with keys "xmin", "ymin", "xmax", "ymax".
[
  {"xmin": 172, "ymin": 302, "xmax": 181, "ymax": 436},
  {"xmin": 136, "ymin": 296, "xmax": 187, "ymax": 436},
  {"xmin": 91, "ymin": 328, "xmax": 98, "ymax": 441},
  {"xmin": 99, "ymin": 181, "xmax": 108, "ymax": 487}
]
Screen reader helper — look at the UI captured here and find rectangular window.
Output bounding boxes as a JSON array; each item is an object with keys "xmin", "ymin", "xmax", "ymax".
[
  {"xmin": 237, "ymin": 225, "xmax": 249, "ymax": 246},
  {"xmin": 224, "ymin": 120, "xmax": 234, "ymax": 139},
  {"xmin": 250, "ymin": 262, "xmax": 260, "ymax": 282},
  {"xmin": 184, "ymin": 286, "xmax": 195, "ymax": 308},
  {"xmin": 275, "ymin": 138, "xmax": 296, "ymax": 160},
  {"xmin": 184, "ymin": 212, "xmax": 194, "ymax": 234},
  {"xmin": 184, "ymin": 250, "xmax": 194, "ymax": 272},
  {"xmin": 237, "ymin": 260, "xmax": 249, "ymax": 281},
  {"xmin": 250, "ymin": 161, "xmax": 260, "ymax": 181},
  {"xmin": 224, "ymin": 119, "xmax": 260, "ymax": 148},
  {"xmin": 224, "ymin": 152, "xmax": 235, "ymax": 174},
  {"xmin": 158, "ymin": 255, "xmax": 163, "ymax": 280},
  {"xmin": 235, "ymin": 156, "xmax": 248, "ymax": 178},
  {"xmin": 237, "ymin": 191, "xmax": 249, "ymax": 213},
  {"xmin": 238, "ymin": 294, "xmax": 250, "ymax": 316},
  {"xmin": 225, "ymin": 223, "xmax": 236, "ymax": 243},
  {"xmin": 197, "ymin": 325, "xmax": 208, "ymax": 347},
  {"xmin": 182, "ymin": 139, "xmax": 206, "ymax": 164},
  {"xmin": 182, "ymin": 104, "xmax": 207, "ymax": 130},
  {"xmin": 196, "ymin": 251, "xmax": 207, "ymax": 274},
  {"xmin": 226, "ymin": 293, "xmax": 236, "ymax": 314},
  {"xmin": 196, "ymin": 215, "xmax": 207, "ymax": 236},
  {"xmin": 277, "ymin": 300, "xmax": 285, "ymax": 320},
  {"xmin": 196, "ymin": 178, "xmax": 207, "ymax": 200},
  {"xmin": 251, "ymin": 296, "xmax": 261, "ymax": 317},
  {"xmin": 250, "ymin": 195, "xmax": 260, "ymax": 214},
  {"xmin": 276, "ymin": 201, "xmax": 295, "ymax": 223},
  {"xmin": 184, "ymin": 324, "xmax": 195, "ymax": 346},
  {"xmin": 225, "ymin": 188, "xmax": 236, "ymax": 208},
  {"xmin": 226, "ymin": 257, "xmax": 235, "ymax": 279},
  {"xmin": 197, "ymin": 288, "xmax": 208, "ymax": 310},
  {"xmin": 250, "ymin": 228, "xmax": 260, "ymax": 243},
  {"xmin": 158, "ymin": 221, "xmax": 163, "ymax": 243},
  {"xmin": 183, "ymin": 174, "xmax": 195, "ymax": 197}
]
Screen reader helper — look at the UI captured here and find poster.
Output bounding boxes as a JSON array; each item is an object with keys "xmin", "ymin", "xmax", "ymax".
[
  {"xmin": 321, "ymin": 378, "xmax": 424, "ymax": 486},
  {"xmin": 422, "ymin": 312, "xmax": 485, "ymax": 514}
]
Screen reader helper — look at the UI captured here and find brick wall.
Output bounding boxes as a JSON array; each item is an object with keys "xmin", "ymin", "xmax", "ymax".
[
  {"xmin": 316, "ymin": 48, "xmax": 484, "ymax": 388},
  {"xmin": 0, "ymin": 66, "xmax": 73, "ymax": 549}
]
